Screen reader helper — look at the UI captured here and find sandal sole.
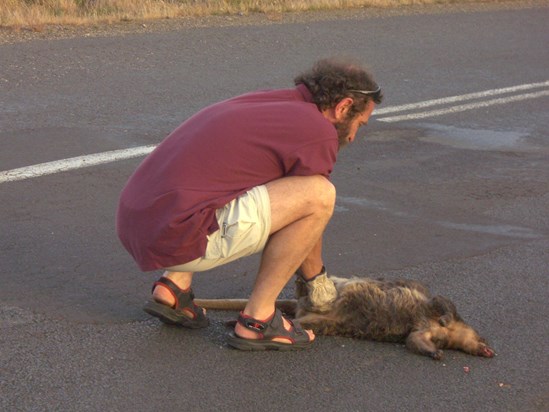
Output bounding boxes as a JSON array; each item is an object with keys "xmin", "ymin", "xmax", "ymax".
[
  {"xmin": 143, "ymin": 301, "xmax": 209, "ymax": 329},
  {"xmin": 226, "ymin": 333, "xmax": 313, "ymax": 351}
]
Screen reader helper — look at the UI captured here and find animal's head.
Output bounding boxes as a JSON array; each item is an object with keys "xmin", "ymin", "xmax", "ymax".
[
  {"xmin": 441, "ymin": 319, "xmax": 495, "ymax": 358},
  {"xmin": 427, "ymin": 296, "xmax": 495, "ymax": 358}
]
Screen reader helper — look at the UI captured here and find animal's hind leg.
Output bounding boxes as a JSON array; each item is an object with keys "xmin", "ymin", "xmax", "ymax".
[
  {"xmin": 295, "ymin": 312, "xmax": 340, "ymax": 336},
  {"xmin": 406, "ymin": 330, "xmax": 443, "ymax": 360}
]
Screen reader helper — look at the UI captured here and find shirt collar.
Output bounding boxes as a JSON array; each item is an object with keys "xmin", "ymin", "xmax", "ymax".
[{"xmin": 296, "ymin": 84, "xmax": 314, "ymax": 103}]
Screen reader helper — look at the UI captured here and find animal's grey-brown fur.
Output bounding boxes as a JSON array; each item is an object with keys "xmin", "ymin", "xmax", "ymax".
[{"xmin": 295, "ymin": 276, "xmax": 495, "ymax": 360}]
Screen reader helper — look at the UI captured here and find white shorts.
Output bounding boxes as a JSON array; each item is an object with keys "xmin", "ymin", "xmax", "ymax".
[{"xmin": 164, "ymin": 185, "xmax": 271, "ymax": 273}]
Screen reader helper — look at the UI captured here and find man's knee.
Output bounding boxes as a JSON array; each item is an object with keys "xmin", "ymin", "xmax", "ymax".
[
  {"xmin": 304, "ymin": 175, "xmax": 336, "ymax": 217},
  {"xmin": 266, "ymin": 175, "xmax": 336, "ymax": 233}
]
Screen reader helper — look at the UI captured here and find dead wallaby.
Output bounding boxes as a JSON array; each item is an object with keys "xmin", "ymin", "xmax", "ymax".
[{"xmin": 294, "ymin": 276, "xmax": 495, "ymax": 360}]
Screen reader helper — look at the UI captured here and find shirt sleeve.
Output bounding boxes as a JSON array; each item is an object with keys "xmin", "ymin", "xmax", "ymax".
[{"xmin": 283, "ymin": 138, "xmax": 338, "ymax": 178}]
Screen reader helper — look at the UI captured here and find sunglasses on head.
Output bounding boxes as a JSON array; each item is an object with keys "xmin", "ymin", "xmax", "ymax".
[{"xmin": 348, "ymin": 85, "xmax": 381, "ymax": 96}]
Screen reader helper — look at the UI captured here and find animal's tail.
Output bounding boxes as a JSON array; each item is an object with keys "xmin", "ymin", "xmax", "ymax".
[{"xmin": 194, "ymin": 298, "xmax": 297, "ymax": 315}]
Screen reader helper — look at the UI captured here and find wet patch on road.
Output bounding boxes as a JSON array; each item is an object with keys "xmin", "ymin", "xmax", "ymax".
[
  {"xmin": 435, "ymin": 221, "xmax": 542, "ymax": 239},
  {"xmin": 336, "ymin": 195, "xmax": 543, "ymax": 240},
  {"xmin": 367, "ymin": 124, "xmax": 540, "ymax": 152},
  {"xmin": 418, "ymin": 123, "xmax": 532, "ymax": 151}
]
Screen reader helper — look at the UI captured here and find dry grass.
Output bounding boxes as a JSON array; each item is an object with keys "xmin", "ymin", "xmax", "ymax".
[{"xmin": 0, "ymin": 0, "xmax": 500, "ymax": 28}]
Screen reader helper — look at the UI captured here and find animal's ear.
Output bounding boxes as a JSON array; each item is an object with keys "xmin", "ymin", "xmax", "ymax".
[
  {"xmin": 429, "ymin": 296, "xmax": 458, "ymax": 318},
  {"xmin": 438, "ymin": 314, "xmax": 452, "ymax": 327}
]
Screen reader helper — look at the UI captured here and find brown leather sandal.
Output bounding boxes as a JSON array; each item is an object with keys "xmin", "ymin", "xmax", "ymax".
[
  {"xmin": 143, "ymin": 277, "xmax": 209, "ymax": 329},
  {"xmin": 226, "ymin": 308, "xmax": 313, "ymax": 351}
]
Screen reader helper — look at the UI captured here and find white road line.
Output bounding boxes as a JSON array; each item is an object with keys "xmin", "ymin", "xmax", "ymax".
[
  {"xmin": 1, "ymin": 81, "xmax": 548, "ymax": 184},
  {"xmin": 374, "ymin": 80, "xmax": 549, "ymax": 115},
  {"xmin": 376, "ymin": 89, "xmax": 549, "ymax": 123},
  {"xmin": 0, "ymin": 145, "xmax": 156, "ymax": 183}
]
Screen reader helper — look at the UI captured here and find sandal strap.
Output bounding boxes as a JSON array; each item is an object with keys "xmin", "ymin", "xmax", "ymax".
[
  {"xmin": 237, "ymin": 312, "xmax": 271, "ymax": 334},
  {"xmin": 152, "ymin": 277, "xmax": 202, "ymax": 318},
  {"xmin": 237, "ymin": 309, "xmax": 309, "ymax": 343}
]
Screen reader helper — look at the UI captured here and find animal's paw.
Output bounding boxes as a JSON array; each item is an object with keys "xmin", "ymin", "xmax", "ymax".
[
  {"xmin": 430, "ymin": 350, "xmax": 444, "ymax": 360},
  {"xmin": 305, "ymin": 272, "xmax": 337, "ymax": 313},
  {"xmin": 477, "ymin": 343, "xmax": 495, "ymax": 358}
]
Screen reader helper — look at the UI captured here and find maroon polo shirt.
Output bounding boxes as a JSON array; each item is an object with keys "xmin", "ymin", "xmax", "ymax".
[{"xmin": 116, "ymin": 84, "xmax": 338, "ymax": 271}]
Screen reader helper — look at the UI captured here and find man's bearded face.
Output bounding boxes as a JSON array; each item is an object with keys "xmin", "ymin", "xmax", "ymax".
[
  {"xmin": 335, "ymin": 100, "xmax": 376, "ymax": 149},
  {"xmin": 335, "ymin": 115, "xmax": 354, "ymax": 149}
]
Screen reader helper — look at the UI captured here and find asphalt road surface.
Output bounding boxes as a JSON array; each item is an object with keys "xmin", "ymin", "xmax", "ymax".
[{"xmin": 1, "ymin": 2, "xmax": 548, "ymax": 411}]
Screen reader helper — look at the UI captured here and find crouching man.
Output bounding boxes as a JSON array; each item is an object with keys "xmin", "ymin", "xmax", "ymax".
[{"xmin": 116, "ymin": 57, "xmax": 383, "ymax": 350}]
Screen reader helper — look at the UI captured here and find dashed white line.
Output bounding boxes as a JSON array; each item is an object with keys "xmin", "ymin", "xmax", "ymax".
[
  {"xmin": 374, "ymin": 80, "xmax": 549, "ymax": 115},
  {"xmin": 0, "ymin": 145, "xmax": 156, "ymax": 183},
  {"xmin": 376, "ymin": 89, "xmax": 549, "ymax": 123}
]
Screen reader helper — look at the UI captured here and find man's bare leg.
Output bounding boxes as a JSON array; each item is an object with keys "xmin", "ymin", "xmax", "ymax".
[
  {"xmin": 234, "ymin": 175, "xmax": 336, "ymax": 342},
  {"xmin": 297, "ymin": 238, "xmax": 324, "ymax": 279}
]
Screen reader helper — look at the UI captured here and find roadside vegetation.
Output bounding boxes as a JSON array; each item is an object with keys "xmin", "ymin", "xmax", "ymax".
[{"xmin": 0, "ymin": 0, "xmax": 511, "ymax": 29}]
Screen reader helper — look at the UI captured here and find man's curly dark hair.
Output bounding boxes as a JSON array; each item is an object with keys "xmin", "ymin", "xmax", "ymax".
[{"xmin": 294, "ymin": 57, "xmax": 383, "ymax": 118}]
